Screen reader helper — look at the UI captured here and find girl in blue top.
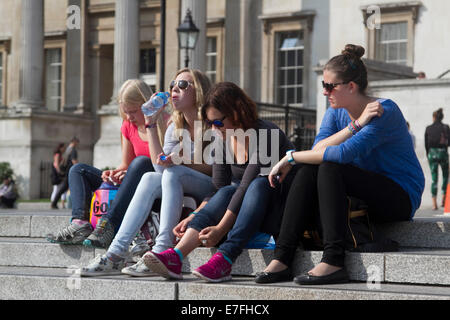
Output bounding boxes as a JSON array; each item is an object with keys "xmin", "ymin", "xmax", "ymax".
[{"xmin": 255, "ymin": 44, "xmax": 425, "ymax": 286}]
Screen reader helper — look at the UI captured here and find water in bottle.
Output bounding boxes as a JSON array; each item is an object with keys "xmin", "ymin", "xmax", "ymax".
[{"xmin": 141, "ymin": 92, "xmax": 170, "ymax": 116}]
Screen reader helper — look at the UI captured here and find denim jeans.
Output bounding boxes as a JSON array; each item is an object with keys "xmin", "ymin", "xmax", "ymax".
[
  {"xmin": 108, "ymin": 165, "xmax": 214, "ymax": 257},
  {"xmin": 187, "ymin": 176, "xmax": 274, "ymax": 262},
  {"xmin": 68, "ymin": 156, "xmax": 154, "ymax": 233}
]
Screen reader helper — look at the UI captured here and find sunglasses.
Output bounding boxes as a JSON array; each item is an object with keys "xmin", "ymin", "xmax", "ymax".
[
  {"xmin": 204, "ymin": 116, "xmax": 226, "ymax": 128},
  {"xmin": 322, "ymin": 80, "xmax": 350, "ymax": 93},
  {"xmin": 169, "ymin": 80, "xmax": 193, "ymax": 91}
]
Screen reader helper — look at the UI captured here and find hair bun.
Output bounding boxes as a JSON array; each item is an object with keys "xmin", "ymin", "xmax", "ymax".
[{"xmin": 342, "ymin": 44, "xmax": 365, "ymax": 59}]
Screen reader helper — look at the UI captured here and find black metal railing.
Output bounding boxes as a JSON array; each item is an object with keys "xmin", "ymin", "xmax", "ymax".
[
  {"xmin": 256, "ymin": 102, "xmax": 316, "ymax": 151},
  {"xmin": 40, "ymin": 161, "xmax": 53, "ymax": 199}
]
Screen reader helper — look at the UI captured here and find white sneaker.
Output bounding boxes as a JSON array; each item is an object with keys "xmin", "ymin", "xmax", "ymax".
[
  {"xmin": 121, "ymin": 258, "xmax": 156, "ymax": 277},
  {"xmin": 80, "ymin": 254, "xmax": 126, "ymax": 277},
  {"xmin": 129, "ymin": 233, "xmax": 151, "ymax": 262}
]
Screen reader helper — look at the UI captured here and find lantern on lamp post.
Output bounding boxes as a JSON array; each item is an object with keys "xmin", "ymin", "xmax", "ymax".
[{"xmin": 177, "ymin": 9, "xmax": 200, "ymax": 68}]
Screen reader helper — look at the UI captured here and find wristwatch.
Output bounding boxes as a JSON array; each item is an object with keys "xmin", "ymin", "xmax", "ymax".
[{"xmin": 286, "ymin": 149, "xmax": 296, "ymax": 165}]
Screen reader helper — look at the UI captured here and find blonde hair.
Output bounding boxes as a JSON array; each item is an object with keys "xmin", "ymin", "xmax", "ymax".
[
  {"xmin": 170, "ymin": 69, "xmax": 211, "ymax": 128},
  {"xmin": 117, "ymin": 79, "xmax": 166, "ymax": 146},
  {"xmin": 169, "ymin": 69, "xmax": 212, "ymax": 160}
]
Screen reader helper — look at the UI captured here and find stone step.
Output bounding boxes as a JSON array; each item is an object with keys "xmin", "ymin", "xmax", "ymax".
[
  {"xmin": 0, "ymin": 238, "xmax": 449, "ymax": 286},
  {"xmin": 0, "ymin": 211, "xmax": 449, "ymax": 249},
  {"xmin": 0, "ymin": 266, "xmax": 448, "ymax": 300},
  {"xmin": 16, "ymin": 202, "xmax": 55, "ymax": 211}
]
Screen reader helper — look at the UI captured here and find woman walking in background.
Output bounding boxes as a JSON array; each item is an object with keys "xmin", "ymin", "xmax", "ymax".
[
  {"xmin": 50, "ymin": 143, "xmax": 66, "ymax": 208},
  {"xmin": 425, "ymin": 108, "xmax": 450, "ymax": 210}
]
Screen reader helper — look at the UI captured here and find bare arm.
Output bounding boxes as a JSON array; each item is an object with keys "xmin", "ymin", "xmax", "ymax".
[
  {"xmin": 313, "ymin": 127, "xmax": 352, "ymax": 151},
  {"xmin": 198, "ymin": 209, "xmax": 237, "ymax": 247},
  {"xmin": 146, "ymin": 125, "xmax": 165, "ymax": 164},
  {"xmin": 53, "ymin": 153, "xmax": 62, "ymax": 173},
  {"xmin": 268, "ymin": 147, "xmax": 326, "ymax": 188},
  {"xmin": 101, "ymin": 135, "xmax": 134, "ymax": 183}
]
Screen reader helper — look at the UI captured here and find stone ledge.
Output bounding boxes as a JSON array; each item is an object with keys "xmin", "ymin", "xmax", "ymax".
[
  {"xmin": 0, "ymin": 239, "xmax": 447, "ymax": 285},
  {"xmin": 0, "ymin": 267, "xmax": 448, "ymax": 300}
]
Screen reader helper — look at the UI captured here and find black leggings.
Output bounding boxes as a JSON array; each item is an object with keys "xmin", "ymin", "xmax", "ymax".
[{"xmin": 274, "ymin": 162, "xmax": 411, "ymax": 268}]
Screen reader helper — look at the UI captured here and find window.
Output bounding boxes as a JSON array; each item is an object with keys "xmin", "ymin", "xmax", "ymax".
[
  {"xmin": 259, "ymin": 11, "xmax": 314, "ymax": 106},
  {"xmin": 206, "ymin": 37, "xmax": 217, "ymax": 83},
  {"xmin": 275, "ymin": 30, "xmax": 304, "ymax": 105},
  {"xmin": 140, "ymin": 48, "xmax": 156, "ymax": 74},
  {"xmin": 45, "ymin": 48, "xmax": 62, "ymax": 111},
  {"xmin": 375, "ymin": 22, "xmax": 408, "ymax": 65},
  {"xmin": 363, "ymin": 2, "xmax": 421, "ymax": 67},
  {"xmin": 0, "ymin": 51, "xmax": 3, "ymax": 104}
]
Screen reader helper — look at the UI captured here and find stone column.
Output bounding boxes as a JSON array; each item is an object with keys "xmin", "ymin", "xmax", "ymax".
[
  {"xmin": 110, "ymin": 0, "xmax": 140, "ymax": 106},
  {"xmin": 95, "ymin": 0, "xmax": 140, "ymax": 168},
  {"xmin": 180, "ymin": 0, "xmax": 207, "ymax": 71},
  {"xmin": 239, "ymin": 0, "xmax": 262, "ymax": 100},
  {"xmin": 224, "ymin": 0, "xmax": 240, "ymax": 84},
  {"xmin": 16, "ymin": 0, "xmax": 44, "ymax": 109}
]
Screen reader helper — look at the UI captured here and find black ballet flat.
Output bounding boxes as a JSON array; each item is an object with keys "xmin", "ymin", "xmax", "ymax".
[
  {"xmin": 293, "ymin": 268, "xmax": 349, "ymax": 285},
  {"xmin": 254, "ymin": 268, "xmax": 292, "ymax": 284}
]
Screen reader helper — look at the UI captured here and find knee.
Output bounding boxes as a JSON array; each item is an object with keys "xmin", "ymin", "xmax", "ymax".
[
  {"xmin": 161, "ymin": 165, "xmax": 183, "ymax": 182},
  {"xmin": 294, "ymin": 164, "xmax": 318, "ymax": 183},
  {"xmin": 127, "ymin": 156, "xmax": 153, "ymax": 172},
  {"xmin": 140, "ymin": 172, "xmax": 162, "ymax": 187},
  {"xmin": 216, "ymin": 185, "xmax": 238, "ymax": 198},
  {"xmin": 247, "ymin": 177, "xmax": 270, "ymax": 194},
  {"xmin": 69, "ymin": 163, "xmax": 88, "ymax": 175},
  {"xmin": 318, "ymin": 162, "xmax": 342, "ymax": 178}
]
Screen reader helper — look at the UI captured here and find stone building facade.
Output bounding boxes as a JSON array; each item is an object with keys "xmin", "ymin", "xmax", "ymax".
[{"xmin": 0, "ymin": 0, "xmax": 449, "ymax": 208}]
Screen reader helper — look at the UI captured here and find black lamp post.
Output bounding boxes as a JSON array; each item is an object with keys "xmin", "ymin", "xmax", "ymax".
[{"xmin": 177, "ymin": 9, "xmax": 200, "ymax": 68}]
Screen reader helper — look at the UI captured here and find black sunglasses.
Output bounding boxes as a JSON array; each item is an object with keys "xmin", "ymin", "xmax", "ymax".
[
  {"xmin": 322, "ymin": 80, "xmax": 350, "ymax": 93},
  {"xmin": 204, "ymin": 116, "xmax": 226, "ymax": 128},
  {"xmin": 169, "ymin": 80, "xmax": 193, "ymax": 91}
]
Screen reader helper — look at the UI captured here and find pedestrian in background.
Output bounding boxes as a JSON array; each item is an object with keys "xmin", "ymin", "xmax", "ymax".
[{"xmin": 425, "ymin": 108, "xmax": 450, "ymax": 210}]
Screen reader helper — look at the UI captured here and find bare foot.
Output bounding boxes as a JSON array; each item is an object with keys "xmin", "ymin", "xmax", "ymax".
[
  {"xmin": 264, "ymin": 260, "xmax": 288, "ymax": 273},
  {"xmin": 307, "ymin": 262, "xmax": 342, "ymax": 277}
]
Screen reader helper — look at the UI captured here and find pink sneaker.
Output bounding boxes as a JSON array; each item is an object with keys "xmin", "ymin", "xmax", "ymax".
[
  {"xmin": 142, "ymin": 249, "xmax": 183, "ymax": 280},
  {"xmin": 192, "ymin": 252, "xmax": 232, "ymax": 283}
]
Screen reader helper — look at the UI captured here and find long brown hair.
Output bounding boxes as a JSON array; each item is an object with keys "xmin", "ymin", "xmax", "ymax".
[{"xmin": 201, "ymin": 82, "xmax": 258, "ymax": 130}]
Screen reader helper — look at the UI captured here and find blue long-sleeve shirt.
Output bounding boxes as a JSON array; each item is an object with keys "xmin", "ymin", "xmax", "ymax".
[{"xmin": 314, "ymin": 98, "xmax": 425, "ymax": 218}]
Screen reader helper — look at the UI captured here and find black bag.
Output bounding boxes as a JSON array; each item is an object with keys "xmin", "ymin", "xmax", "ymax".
[
  {"xmin": 346, "ymin": 197, "xmax": 399, "ymax": 252},
  {"xmin": 303, "ymin": 197, "xmax": 399, "ymax": 253},
  {"xmin": 50, "ymin": 165, "xmax": 62, "ymax": 185}
]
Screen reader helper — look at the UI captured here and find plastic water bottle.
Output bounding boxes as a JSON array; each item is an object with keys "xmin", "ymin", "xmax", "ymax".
[{"xmin": 141, "ymin": 92, "xmax": 170, "ymax": 116}]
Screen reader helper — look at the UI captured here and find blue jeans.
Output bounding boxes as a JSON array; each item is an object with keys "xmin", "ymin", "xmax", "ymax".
[
  {"xmin": 187, "ymin": 177, "xmax": 274, "ymax": 262},
  {"xmin": 68, "ymin": 156, "xmax": 154, "ymax": 233}
]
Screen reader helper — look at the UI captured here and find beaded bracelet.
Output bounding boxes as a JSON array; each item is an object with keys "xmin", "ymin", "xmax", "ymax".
[{"xmin": 348, "ymin": 120, "xmax": 362, "ymax": 135}]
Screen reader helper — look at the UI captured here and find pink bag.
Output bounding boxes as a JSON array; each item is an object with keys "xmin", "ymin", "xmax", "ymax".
[{"xmin": 89, "ymin": 182, "xmax": 119, "ymax": 228}]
